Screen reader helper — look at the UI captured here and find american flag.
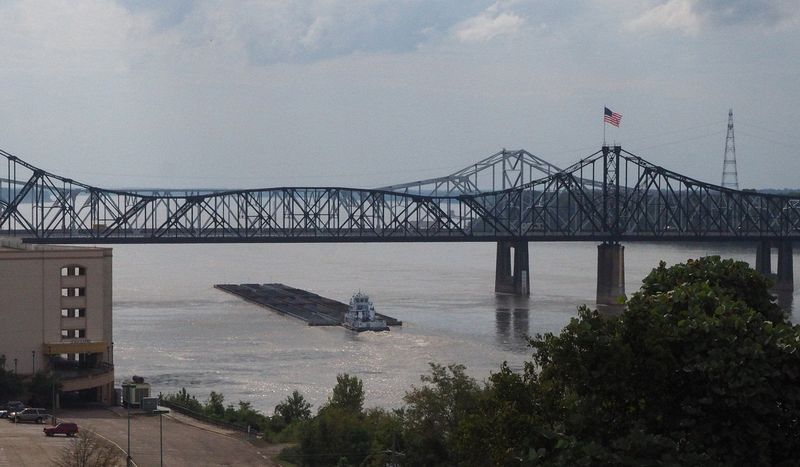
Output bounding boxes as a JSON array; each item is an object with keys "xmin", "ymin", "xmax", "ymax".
[{"xmin": 604, "ymin": 107, "xmax": 622, "ymax": 127}]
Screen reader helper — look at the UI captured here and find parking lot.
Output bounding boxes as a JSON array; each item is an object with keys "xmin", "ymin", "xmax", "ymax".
[
  {"xmin": 1, "ymin": 408, "xmax": 279, "ymax": 466},
  {"xmin": 0, "ymin": 417, "xmax": 73, "ymax": 466}
]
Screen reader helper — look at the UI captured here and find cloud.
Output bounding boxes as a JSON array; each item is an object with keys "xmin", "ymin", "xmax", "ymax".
[
  {"xmin": 625, "ymin": 0, "xmax": 700, "ymax": 34},
  {"xmin": 0, "ymin": 0, "xmax": 166, "ymax": 72},
  {"xmin": 454, "ymin": 10, "xmax": 526, "ymax": 43},
  {"xmin": 694, "ymin": 0, "xmax": 798, "ymax": 27},
  {"xmin": 625, "ymin": 0, "xmax": 800, "ymax": 35},
  {"xmin": 0, "ymin": 0, "xmax": 535, "ymax": 66},
  {"xmin": 130, "ymin": 0, "xmax": 495, "ymax": 64}
]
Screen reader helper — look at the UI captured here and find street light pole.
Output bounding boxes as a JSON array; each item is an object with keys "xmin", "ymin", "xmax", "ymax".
[
  {"xmin": 51, "ymin": 376, "xmax": 56, "ymax": 425},
  {"xmin": 122, "ymin": 383, "xmax": 133, "ymax": 467},
  {"xmin": 153, "ymin": 408, "xmax": 169, "ymax": 467},
  {"xmin": 32, "ymin": 350, "xmax": 35, "ymax": 373}
]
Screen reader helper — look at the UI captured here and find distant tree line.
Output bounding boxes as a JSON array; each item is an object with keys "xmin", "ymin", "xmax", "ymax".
[{"xmin": 164, "ymin": 256, "xmax": 800, "ymax": 466}]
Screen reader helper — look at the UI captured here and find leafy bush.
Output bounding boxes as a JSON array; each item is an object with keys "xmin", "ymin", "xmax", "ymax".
[{"xmin": 163, "ymin": 387, "xmax": 202, "ymax": 412}]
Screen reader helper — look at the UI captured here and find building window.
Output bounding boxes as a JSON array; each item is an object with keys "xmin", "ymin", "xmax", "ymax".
[
  {"xmin": 61, "ymin": 308, "xmax": 86, "ymax": 318},
  {"xmin": 61, "ymin": 287, "xmax": 86, "ymax": 297},
  {"xmin": 61, "ymin": 329, "xmax": 86, "ymax": 339},
  {"xmin": 61, "ymin": 266, "xmax": 86, "ymax": 277}
]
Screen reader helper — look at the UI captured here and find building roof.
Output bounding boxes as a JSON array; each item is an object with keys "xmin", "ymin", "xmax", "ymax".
[{"xmin": 0, "ymin": 238, "xmax": 112, "ymax": 255}]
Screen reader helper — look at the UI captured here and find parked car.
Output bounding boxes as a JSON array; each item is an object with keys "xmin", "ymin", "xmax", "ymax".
[
  {"xmin": 4, "ymin": 401, "xmax": 25, "ymax": 413},
  {"xmin": 9, "ymin": 408, "xmax": 48, "ymax": 423},
  {"xmin": 0, "ymin": 409, "xmax": 7, "ymax": 418},
  {"xmin": 44, "ymin": 422, "xmax": 79, "ymax": 437}
]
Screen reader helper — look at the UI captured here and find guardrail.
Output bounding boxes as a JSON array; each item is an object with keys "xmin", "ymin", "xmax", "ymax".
[{"xmin": 157, "ymin": 399, "xmax": 260, "ymax": 436}]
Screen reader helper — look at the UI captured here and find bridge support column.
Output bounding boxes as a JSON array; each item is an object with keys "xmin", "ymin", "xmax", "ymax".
[
  {"xmin": 597, "ymin": 242, "xmax": 625, "ymax": 305},
  {"xmin": 495, "ymin": 241, "xmax": 530, "ymax": 295},
  {"xmin": 776, "ymin": 241, "xmax": 794, "ymax": 292},
  {"xmin": 755, "ymin": 240, "xmax": 793, "ymax": 291},
  {"xmin": 755, "ymin": 241, "xmax": 772, "ymax": 277}
]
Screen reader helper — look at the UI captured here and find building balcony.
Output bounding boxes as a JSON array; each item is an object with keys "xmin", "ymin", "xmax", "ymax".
[
  {"xmin": 52, "ymin": 360, "xmax": 113, "ymax": 379},
  {"xmin": 43, "ymin": 340, "xmax": 108, "ymax": 356},
  {"xmin": 52, "ymin": 361, "xmax": 115, "ymax": 393}
]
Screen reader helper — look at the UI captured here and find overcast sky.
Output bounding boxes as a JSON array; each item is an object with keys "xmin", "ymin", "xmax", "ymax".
[{"xmin": 0, "ymin": 0, "xmax": 798, "ymax": 189}]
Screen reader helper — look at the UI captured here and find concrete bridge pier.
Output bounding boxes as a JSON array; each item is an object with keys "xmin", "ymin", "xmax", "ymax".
[
  {"xmin": 755, "ymin": 241, "xmax": 772, "ymax": 277},
  {"xmin": 495, "ymin": 241, "xmax": 530, "ymax": 295},
  {"xmin": 755, "ymin": 240, "xmax": 794, "ymax": 291},
  {"xmin": 777, "ymin": 241, "xmax": 794, "ymax": 291},
  {"xmin": 597, "ymin": 242, "xmax": 626, "ymax": 305}
]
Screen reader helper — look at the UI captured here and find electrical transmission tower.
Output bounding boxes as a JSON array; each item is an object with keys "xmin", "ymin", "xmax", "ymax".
[{"xmin": 721, "ymin": 108, "xmax": 739, "ymax": 189}]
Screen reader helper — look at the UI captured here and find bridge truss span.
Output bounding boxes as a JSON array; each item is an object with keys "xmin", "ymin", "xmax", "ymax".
[
  {"xmin": 467, "ymin": 146, "xmax": 800, "ymax": 241},
  {"xmin": 2, "ymin": 145, "xmax": 800, "ymax": 243}
]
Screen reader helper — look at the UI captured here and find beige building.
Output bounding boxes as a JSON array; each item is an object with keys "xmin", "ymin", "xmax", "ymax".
[{"xmin": 0, "ymin": 238, "xmax": 114, "ymax": 405}]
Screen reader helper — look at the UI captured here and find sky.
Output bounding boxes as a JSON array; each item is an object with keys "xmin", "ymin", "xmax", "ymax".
[{"xmin": 0, "ymin": 0, "xmax": 798, "ymax": 189}]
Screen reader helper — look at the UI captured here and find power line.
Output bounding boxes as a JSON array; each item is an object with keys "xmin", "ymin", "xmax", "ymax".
[
  {"xmin": 635, "ymin": 131, "xmax": 724, "ymax": 152},
  {"xmin": 736, "ymin": 120, "xmax": 799, "ymax": 142},
  {"xmin": 737, "ymin": 130, "xmax": 797, "ymax": 149}
]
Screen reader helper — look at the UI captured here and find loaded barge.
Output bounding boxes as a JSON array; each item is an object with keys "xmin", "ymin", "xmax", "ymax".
[{"xmin": 215, "ymin": 283, "xmax": 402, "ymax": 329}]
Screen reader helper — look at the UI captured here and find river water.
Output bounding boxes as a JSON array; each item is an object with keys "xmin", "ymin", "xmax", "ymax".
[{"xmin": 111, "ymin": 241, "xmax": 798, "ymax": 413}]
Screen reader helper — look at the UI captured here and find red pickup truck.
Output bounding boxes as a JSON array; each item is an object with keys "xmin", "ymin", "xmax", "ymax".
[{"xmin": 43, "ymin": 422, "xmax": 79, "ymax": 437}]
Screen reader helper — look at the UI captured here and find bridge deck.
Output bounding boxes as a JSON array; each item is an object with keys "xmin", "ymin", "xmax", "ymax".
[{"xmin": 214, "ymin": 283, "xmax": 402, "ymax": 327}]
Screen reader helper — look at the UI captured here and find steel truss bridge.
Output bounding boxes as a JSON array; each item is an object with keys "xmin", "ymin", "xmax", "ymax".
[{"xmin": 2, "ymin": 146, "xmax": 799, "ymax": 244}]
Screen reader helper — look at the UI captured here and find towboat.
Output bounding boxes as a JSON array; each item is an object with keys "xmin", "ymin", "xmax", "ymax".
[{"xmin": 343, "ymin": 292, "xmax": 389, "ymax": 332}]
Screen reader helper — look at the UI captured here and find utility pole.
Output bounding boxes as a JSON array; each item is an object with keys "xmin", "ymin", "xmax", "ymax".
[
  {"xmin": 721, "ymin": 108, "xmax": 739, "ymax": 189},
  {"xmin": 122, "ymin": 383, "xmax": 133, "ymax": 467}
]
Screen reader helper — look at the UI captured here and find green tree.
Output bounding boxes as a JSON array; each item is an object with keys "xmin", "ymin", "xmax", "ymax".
[
  {"xmin": 526, "ymin": 256, "xmax": 800, "ymax": 465},
  {"xmin": 299, "ymin": 407, "xmax": 371, "ymax": 467},
  {"xmin": 402, "ymin": 363, "xmax": 484, "ymax": 466},
  {"xmin": 473, "ymin": 362, "xmax": 548, "ymax": 465},
  {"xmin": 222, "ymin": 400, "xmax": 267, "ymax": 429},
  {"xmin": 327, "ymin": 374, "xmax": 364, "ymax": 413},
  {"xmin": 275, "ymin": 390, "xmax": 312, "ymax": 425},
  {"xmin": 28, "ymin": 371, "xmax": 62, "ymax": 408},
  {"xmin": 0, "ymin": 355, "xmax": 23, "ymax": 401},
  {"xmin": 362, "ymin": 408, "xmax": 405, "ymax": 467},
  {"xmin": 639, "ymin": 255, "xmax": 784, "ymax": 322},
  {"xmin": 204, "ymin": 391, "xmax": 225, "ymax": 418},
  {"xmin": 289, "ymin": 257, "xmax": 800, "ymax": 466}
]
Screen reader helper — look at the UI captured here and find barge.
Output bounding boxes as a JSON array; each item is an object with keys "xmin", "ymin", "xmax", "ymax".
[{"xmin": 215, "ymin": 283, "xmax": 401, "ymax": 329}]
